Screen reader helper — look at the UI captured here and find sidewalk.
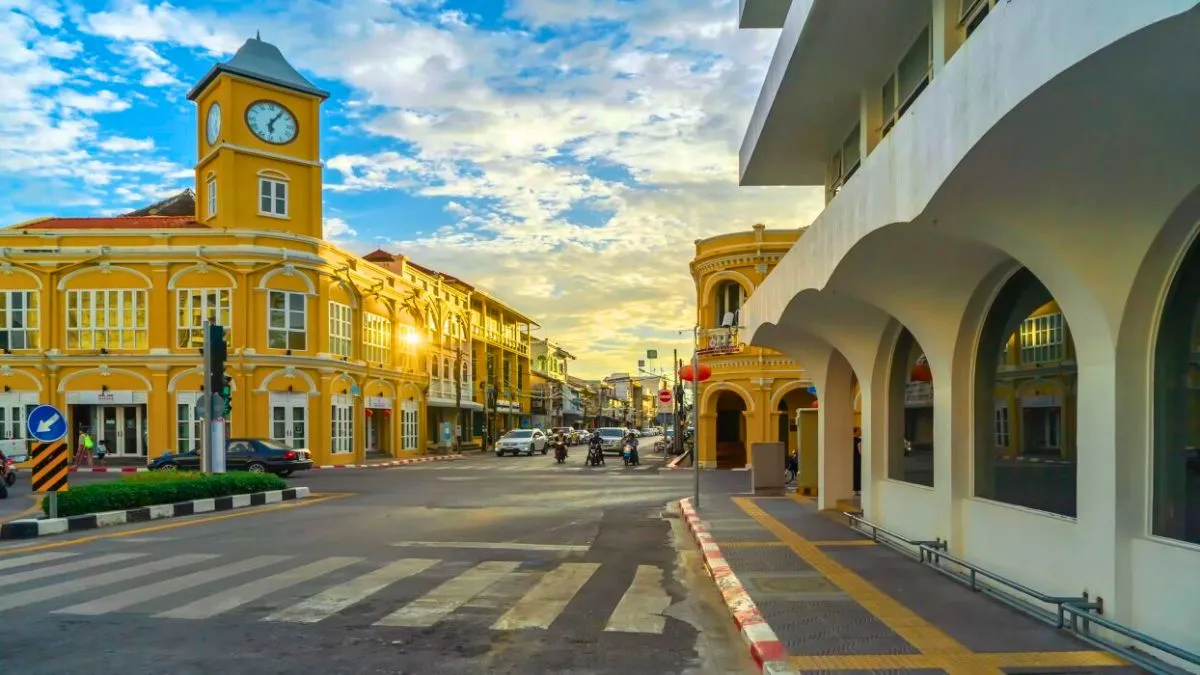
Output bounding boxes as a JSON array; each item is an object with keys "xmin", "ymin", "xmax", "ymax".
[{"xmin": 682, "ymin": 494, "xmax": 1142, "ymax": 675}]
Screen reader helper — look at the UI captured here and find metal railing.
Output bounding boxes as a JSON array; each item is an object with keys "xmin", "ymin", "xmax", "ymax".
[{"xmin": 843, "ymin": 512, "xmax": 1200, "ymax": 674}]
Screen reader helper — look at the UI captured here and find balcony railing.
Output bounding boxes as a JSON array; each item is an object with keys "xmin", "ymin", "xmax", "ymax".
[
  {"xmin": 697, "ymin": 326, "xmax": 743, "ymax": 357},
  {"xmin": 428, "ymin": 380, "xmax": 474, "ymax": 401},
  {"xmin": 905, "ymin": 381, "xmax": 933, "ymax": 407}
]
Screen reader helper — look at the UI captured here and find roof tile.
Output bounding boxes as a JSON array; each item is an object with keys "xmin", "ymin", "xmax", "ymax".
[{"xmin": 19, "ymin": 216, "xmax": 205, "ymax": 230}]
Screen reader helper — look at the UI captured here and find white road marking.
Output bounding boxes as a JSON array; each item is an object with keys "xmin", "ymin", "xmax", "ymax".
[
  {"xmin": 54, "ymin": 555, "xmax": 291, "ymax": 616},
  {"xmin": 0, "ymin": 551, "xmax": 78, "ymax": 572},
  {"xmin": 604, "ymin": 565, "xmax": 670, "ymax": 634},
  {"xmin": 263, "ymin": 558, "xmax": 439, "ymax": 624},
  {"xmin": 375, "ymin": 560, "xmax": 521, "ymax": 627},
  {"xmin": 492, "ymin": 562, "xmax": 600, "ymax": 630},
  {"xmin": 0, "ymin": 554, "xmax": 217, "ymax": 612},
  {"xmin": 158, "ymin": 556, "xmax": 363, "ymax": 620},
  {"xmin": 391, "ymin": 541, "xmax": 590, "ymax": 553},
  {"xmin": 0, "ymin": 553, "xmax": 146, "ymax": 588}
]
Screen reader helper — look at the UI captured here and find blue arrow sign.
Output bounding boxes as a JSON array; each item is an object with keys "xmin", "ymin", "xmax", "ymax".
[{"xmin": 27, "ymin": 404, "xmax": 68, "ymax": 443}]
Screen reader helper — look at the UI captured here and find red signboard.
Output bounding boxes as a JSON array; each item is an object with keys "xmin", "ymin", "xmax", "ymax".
[{"xmin": 658, "ymin": 389, "xmax": 673, "ymax": 404}]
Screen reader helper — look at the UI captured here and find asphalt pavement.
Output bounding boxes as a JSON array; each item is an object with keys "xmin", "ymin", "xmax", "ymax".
[{"xmin": 0, "ymin": 438, "xmax": 756, "ymax": 675}]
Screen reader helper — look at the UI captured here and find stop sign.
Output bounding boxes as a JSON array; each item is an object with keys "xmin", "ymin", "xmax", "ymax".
[{"xmin": 658, "ymin": 389, "xmax": 673, "ymax": 404}]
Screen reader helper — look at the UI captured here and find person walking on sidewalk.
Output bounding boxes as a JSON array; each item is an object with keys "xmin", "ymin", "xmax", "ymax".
[{"xmin": 75, "ymin": 429, "xmax": 94, "ymax": 468}]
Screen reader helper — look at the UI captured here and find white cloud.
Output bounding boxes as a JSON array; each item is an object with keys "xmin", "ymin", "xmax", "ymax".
[
  {"xmin": 323, "ymin": 216, "xmax": 358, "ymax": 241},
  {"xmin": 56, "ymin": 88, "xmax": 130, "ymax": 112},
  {"xmin": 8, "ymin": 0, "xmax": 818, "ymax": 377},
  {"xmin": 97, "ymin": 135, "xmax": 155, "ymax": 152}
]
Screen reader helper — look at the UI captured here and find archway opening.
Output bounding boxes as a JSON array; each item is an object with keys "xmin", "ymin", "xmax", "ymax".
[
  {"xmin": 777, "ymin": 388, "xmax": 818, "ymax": 491},
  {"xmin": 1153, "ymin": 230, "xmax": 1200, "ymax": 545},
  {"xmin": 714, "ymin": 390, "xmax": 747, "ymax": 468},
  {"xmin": 974, "ymin": 268, "xmax": 1078, "ymax": 517},
  {"xmin": 889, "ymin": 328, "xmax": 935, "ymax": 487}
]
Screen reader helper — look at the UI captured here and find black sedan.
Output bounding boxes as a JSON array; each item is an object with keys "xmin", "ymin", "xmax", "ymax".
[{"xmin": 149, "ymin": 438, "xmax": 313, "ymax": 476}]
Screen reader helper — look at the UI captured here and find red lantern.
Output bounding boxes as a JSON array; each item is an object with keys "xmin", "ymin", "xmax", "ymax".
[
  {"xmin": 910, "ymin": 359, "xmax": 932, "ymax": 383},
  {"xmin": 810, "ymin": 400, "xmax": 819, "ymax": 409},
  {"xmin": 678, "ymin": 363, "xmax": 712, "ymax": 382},
  {"xmin": 365, "ymin": 408, "xmax": 374, "ymax": 417},
  {"xmin": 382, "ymin": 409, "xmax": 392, "ymax": 418}
]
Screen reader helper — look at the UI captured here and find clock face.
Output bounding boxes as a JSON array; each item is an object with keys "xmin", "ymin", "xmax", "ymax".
[
  {"xmin": 206, "ymin": 102, "xmax": 221, "ymax": 145},
  {"xmin": 246, "ymin": 100, "xmax": 297, "ymax": 145}
]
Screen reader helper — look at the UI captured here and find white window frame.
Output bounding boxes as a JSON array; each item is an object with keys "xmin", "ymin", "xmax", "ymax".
[
  {"xmin": 267, "ymin": 290, "xmax": 307, "ymax": 351},
  {"xmin": 176, "ymin": 288, "xmax": 232, "ymax": 349},
  {"xmin": 364, "ymin": 312, "xmax": 392, "ymax": 365},
  {"xmin": 401, "ymin": 401, "xmax": 419, "ymax": 450},
  {"xmin": 331, "ymin": 394, "xmax": 354, "ymax": 454},
  {"xmin": 328, "ymin": 301, "xmax": 353, "ymax": 358},
  {"xmin": 994, "ymin": 405, "xmax": 1009, "ymax": 448},
  {"xmin": 65, "ymin": 289, "xmax": 149, "ymax": 350},
  {"xmin": 206, "ymin": 176, "xmax": 217, "ymax": 219},
  {"xmin": 270, "ymin": 393, "xmax": 308, "ymax": 449},
  {"xmin": 1019, "ymin": 312, "xmax": 1065, "ymax": 364},
  {"xmin": 882, "ymin": 26, "xmax": 932, "ymax": 136},
  {"xmin": 258, "ymin": 176, "xmax": 289, "ymax": 218},
  {"xmin": 0, "ymin": 290, "xmax": 39, "ymax": 351}
]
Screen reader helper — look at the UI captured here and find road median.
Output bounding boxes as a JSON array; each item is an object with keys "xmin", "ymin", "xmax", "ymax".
[{"xmin": 2, "ymin": 470, "xmax": 312, "ymax": 538}]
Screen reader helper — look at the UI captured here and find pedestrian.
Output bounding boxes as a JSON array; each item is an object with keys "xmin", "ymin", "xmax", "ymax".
[
  {"xmin": 75, "ymin": 429, "xmax": 94, "ymax": 467},
  {"xmin": 95, "ymin": 439, "xmax": 108, "ymax": 468},
  {"xmin": 852, "ymin": 428, "xmax": 862, "ymax": 495}
]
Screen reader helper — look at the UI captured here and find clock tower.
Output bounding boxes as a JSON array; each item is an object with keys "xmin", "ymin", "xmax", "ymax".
[{"xmin": 187, "ymin": 36, "xmax": 329, "ymax": 239}]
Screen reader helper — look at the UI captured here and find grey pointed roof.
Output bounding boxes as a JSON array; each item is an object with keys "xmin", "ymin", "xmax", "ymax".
[{"xmin": 187, "ymin": 36, "xmax": 330, "ymax": 101}]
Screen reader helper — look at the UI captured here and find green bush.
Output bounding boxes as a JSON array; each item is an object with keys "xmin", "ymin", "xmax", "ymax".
[{"xmin": 44, "ymin": 472, "xmax": 287, "ymax": 518}]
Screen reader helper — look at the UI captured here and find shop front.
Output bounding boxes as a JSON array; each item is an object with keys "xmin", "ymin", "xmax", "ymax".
[
  {"xmin": 364, "ymin": 395, "xmax": 393, "ymax": 454},
  {"xmin": 68, "ymin": 390, "xmax": 149, "ymax": 458}
]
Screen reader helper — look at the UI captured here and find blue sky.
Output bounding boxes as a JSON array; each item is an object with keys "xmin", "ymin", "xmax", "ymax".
[{"xmin": 0, "ymin": 0, "xmax": 822, "ymax": 377}]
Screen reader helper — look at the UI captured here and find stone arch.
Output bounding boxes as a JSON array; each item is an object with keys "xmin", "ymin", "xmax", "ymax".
[
  {"xmin": 769, "ymin": 380, "xmax": 815, "ymax": 411},
  {"xmin": 167, "ymin": 366, "xmax": 239, "ymax": 393},
  {"xmin": 258, "ymin": 265, "xmax": 317, "ymax": 295},
  {"xmin": 0, "ymin": 264, "xmax": 43, "ymax": 290},
  {"xmin": 257, "ymin": 168, "xmax": 289, "ymax": 181},
  {"xmin": 364, "ymin": 378, "xmax": 396, "ymax": 398},
  {"xmin": 257, "ymin": 367, "xmax": 318, "ymax": 395},
  {"xmin": 57, "ymin": 366, "xmax": 151, "ymax": 392},
  {"xmin": 57, "ymin": 264, "xmax": 151, "ymax": 290},
  {"xmin": 329, "ymin": 372, "xmax": 357, "ymax": 394},
  {"xmin": 328, "ymin": 276, "xmax": 360, "ymax": 309},
  {"xmin": 168, "ymin": 263, "xmax": 237, "ymax": 290},
  {"xmin": 699, "ymin": 380, "xmax": 755, "ymax": 415},
  {"xmin": 397, "ymin": 381, "xmax": 423, "ymax": 401},
  {"xmin": 700, "ymin": 269, "xmax": 754, "ymax": 307},
  {"xmin": 0, "ymin": 367, "xmax": 43, "ymax": 391}
]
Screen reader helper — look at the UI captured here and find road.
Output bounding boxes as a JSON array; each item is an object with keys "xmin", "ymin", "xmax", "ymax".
[{"xmin": 0, "ymin": 439, "xmax": 755, "ymax": 674}]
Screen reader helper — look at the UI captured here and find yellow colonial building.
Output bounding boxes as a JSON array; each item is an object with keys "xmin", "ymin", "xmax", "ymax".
[
  {"xmin": 691, "ymin": 225, "xmax": 825, "ymax": 487},
  {"xmin": 0, "ymin": 36, "xmax": 534, "ymax": 466}
]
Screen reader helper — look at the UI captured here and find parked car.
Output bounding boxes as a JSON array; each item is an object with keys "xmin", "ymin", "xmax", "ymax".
[
  {"xmin": 594, "ymin": 427, "xmax": 628, "ymax": 454},
  {"xmin": 551, "ymin": 427, "xmax": 580, "ymax": 445},
  {"xmin": 495, "ymin": 429, "xmax": 549, "ymax": 456},
  {"xmin": 148, "ymin": 438, "xmax": 313, "ymax": 476},
  {"xmin": 576, "ymin": 430, "xmax": 593, "ymax": 444}
]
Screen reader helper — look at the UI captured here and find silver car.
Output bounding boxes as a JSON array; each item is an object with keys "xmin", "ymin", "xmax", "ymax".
[
  {"xmin": 594, "ymin": 427, "xmax": 627, "ymax": 454},
  {"xmin": 495, "ymin": 429, "xmax": 548, "ymax": 456}
]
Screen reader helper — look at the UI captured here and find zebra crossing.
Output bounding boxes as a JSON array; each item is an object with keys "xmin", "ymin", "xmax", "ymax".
[
  {"xmin": 423, "ymin": 460, "xmax": 661, "ymax": 473},
  {"xmin": 0, "ymin": 549, "xmax": 672, "ymax": 633}
]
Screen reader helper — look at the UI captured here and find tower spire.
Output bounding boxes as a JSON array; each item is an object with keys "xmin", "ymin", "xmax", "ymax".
[{"xmin": 256, "ymin": 30, "xmax": 261, "ymax": 40}]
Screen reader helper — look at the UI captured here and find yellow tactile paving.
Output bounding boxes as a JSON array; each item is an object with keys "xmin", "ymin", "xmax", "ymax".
[
  {"xmin": 736, "ymin": 497, "xmax": 1128, "ymax": 674},
  {"xmin": 736, "ymin": 497, "xmax": 1000, "ymax": 675},
  {"xmin": 717, "ymin": 541, "xmax": 789, "ymax": 548}
]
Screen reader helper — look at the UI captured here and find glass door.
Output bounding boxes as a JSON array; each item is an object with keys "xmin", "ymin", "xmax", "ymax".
[
  {"xmin": 121, "ymin": 405, "xmax": 144, "ymax": 456},
  {"xmin": 100, "ymin": 407, "xmax": 119, "ymax": 456},
  {"xmin": 271, "ymin": 398, "xmax": 308, "ymax": 449}
]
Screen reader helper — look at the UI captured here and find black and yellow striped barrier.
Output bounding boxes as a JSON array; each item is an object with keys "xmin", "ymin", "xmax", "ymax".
[{"xmin": 31, "ymin": 442, "xmax": 69, "ymax": 493}]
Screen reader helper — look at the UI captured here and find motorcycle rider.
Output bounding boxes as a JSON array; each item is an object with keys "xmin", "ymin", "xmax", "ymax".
[
  {"xmin": 587, "ymin": 431, "xmax": 604, "ymax": 466},
  {"xmin": 622, "ymin": 431, "xmax": 640, "ymax": 466},
  {"xmin": 552, "ymin": 432, "xmax": 568, "ymax": 463}
]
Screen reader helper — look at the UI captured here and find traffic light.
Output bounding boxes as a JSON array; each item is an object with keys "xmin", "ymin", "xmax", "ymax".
[
  {"xmin": 206, "ymin": 324, "xmax": 228, "ymax": 417},
  {"xmin": 221, "ymin": 376, "xmax": 233, "ymax": 418}
]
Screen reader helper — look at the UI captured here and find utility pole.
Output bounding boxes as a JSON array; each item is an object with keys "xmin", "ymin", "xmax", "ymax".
[
  {"xmin": 692, "ymin": 329, "xmax": 700, "ymax": 507},
  {"xmin": 453, "ymin": 340, "xmax": 464, "ymax": 453}
]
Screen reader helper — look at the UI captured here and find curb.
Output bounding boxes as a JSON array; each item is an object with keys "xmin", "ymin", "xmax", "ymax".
[
  {"xmin": 0, "ymin": 487, "xmax": 311, "ymax": 540},
  {"xmin": 66, "ymin": 454, "xmax": 467, "ymax": 473},
  {"xmin": 313, "ymin": 454, "xmax": 466, "ymax": 469},
  {"xmin": 679, "ymin": 498, "xmax": 798, "ymax": 675},
  {"xmin": 666, "ymin": 452, "xmax": 689, "ymax": 470}
]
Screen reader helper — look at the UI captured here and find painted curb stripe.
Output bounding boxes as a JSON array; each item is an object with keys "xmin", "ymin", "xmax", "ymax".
[
  {"xmin": 678, "ymin": 498, "xmax": 799, "ymax": 675},
  {"xmin": 0, "ymin": 488, "xmax": 313, "ymax": 540}
]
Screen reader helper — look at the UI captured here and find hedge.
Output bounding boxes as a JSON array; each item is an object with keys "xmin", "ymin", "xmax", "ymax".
[{"xmin": 43, "ymin": 472, "xmax": 287, "ymax": 518}]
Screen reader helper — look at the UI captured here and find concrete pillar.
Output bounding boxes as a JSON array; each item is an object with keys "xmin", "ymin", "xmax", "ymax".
[
  {"xmin": 817, "ymin": 352, "xmax": 856, "ymax": 511},
  {"xmin": 148, "ymin": 371, "xmax": 170, "ymax": 458}
]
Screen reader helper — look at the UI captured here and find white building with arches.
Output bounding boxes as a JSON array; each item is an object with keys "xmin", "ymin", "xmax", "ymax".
[{"xmin": 737, "ymin": 0, "xmax": 1200, "ymax": 661}]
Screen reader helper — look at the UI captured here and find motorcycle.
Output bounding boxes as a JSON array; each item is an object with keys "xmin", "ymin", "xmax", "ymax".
[
  {"xmin": 553, "ymin": 442, "xmax": 568, "ymax": 464},
  {"xmin": 0, "ymin": 456, "xmax": 15, "ymax": 499},
  {"xmin": 586, "ymin": 440, "xmax": 605, "ymax": 467},
  {"xmin": 622, "ymin": 441, "xmax": 640, "ymax": 467}
]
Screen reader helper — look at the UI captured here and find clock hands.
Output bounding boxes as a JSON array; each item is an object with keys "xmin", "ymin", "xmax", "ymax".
[{"xmin": 267, "ymin": 110, "xmax": 285, "ymax": 135}]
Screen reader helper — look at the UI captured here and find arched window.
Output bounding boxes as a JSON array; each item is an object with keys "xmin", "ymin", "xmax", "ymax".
[
  {"xmin": 974, "ymin": 268, "xmax": 1077, "ymax": 517},
  {"xmin": 714, "ymin": 281, "xmax": 743, "ymax": 328},
  {"xmin": 889, "ymin": 328, "xmax": 934, "ymax": 487},
  {"xmin": 1153, "ymin": 236, "xmax": 1200, "ymax": 544}
]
